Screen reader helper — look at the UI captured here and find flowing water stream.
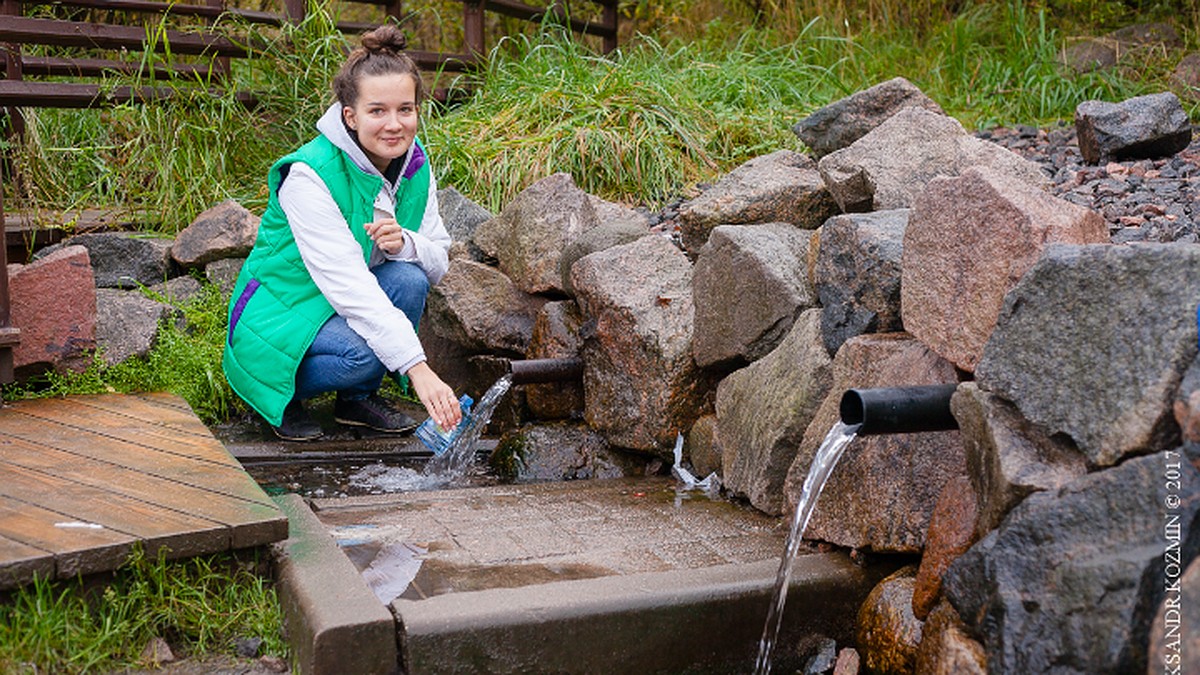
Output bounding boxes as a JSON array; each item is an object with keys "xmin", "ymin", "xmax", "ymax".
[
  {"xmin": 753, "ymin": 420, "xmax": 861, "ymax": 675},
  {"xmin": 423, "ymin": 374, "xmax": 513, "ymax": 478}
]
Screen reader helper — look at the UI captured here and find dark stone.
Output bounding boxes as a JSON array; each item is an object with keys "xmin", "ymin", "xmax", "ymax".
[
  {"xmin": 792, "ymin": 77, "xmax": 945, "ymax": 158},
  {"xmin": 1075, "ymin": 93, "xmax": 1193, "ymax": 165}
]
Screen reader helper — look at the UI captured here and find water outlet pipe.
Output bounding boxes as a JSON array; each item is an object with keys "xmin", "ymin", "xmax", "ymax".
[
  {"xmin": 838, "ymin": 384, "xmax": 960, "ymax": 435},
  {"xmin": 507, "ymin": 357, "xmax": 585, "ymax": 385}
]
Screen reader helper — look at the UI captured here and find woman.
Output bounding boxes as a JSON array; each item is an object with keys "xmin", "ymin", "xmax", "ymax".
[{"xmin": 223, "ymin": 25, "xmax": 462, "ymax": 441}]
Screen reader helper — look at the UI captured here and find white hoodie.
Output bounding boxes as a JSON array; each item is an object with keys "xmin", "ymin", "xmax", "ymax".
[{"xmin": 278, "ymin": 102, "xmax": 451, "ymax": 376}]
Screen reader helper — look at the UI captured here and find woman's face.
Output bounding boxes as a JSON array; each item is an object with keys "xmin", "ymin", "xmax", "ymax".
[{"xmin": 342, "ymin": 72, "xmax": 419, "ymax": 173}]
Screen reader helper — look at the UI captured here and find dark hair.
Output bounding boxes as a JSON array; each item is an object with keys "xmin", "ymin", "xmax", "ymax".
[{"xmin": 332, "ymin": 25, "xmax": 425, "ymax": 107}]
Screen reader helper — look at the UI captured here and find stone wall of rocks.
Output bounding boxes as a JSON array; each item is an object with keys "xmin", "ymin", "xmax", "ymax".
[{"xmin": 12, "ymin": 68, "xmax": 1200, "ymax": 673}]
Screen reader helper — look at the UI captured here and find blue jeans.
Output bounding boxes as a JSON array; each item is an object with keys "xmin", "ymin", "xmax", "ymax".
[{"xmin": 293, "ymin": 260, "xmax": 429, "ymax": 401}]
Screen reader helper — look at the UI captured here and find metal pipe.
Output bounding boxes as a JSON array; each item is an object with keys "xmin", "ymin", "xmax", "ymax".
[
  {"xmin": 838, "ymin": 384, "xmax": 959, "ymax": 435},
  {"xmin": 508, "ymin": 357, "xmax": 584, "ymax": 385}
]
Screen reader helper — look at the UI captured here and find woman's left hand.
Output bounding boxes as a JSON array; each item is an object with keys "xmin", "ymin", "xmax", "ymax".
[{"xmin": 365, "ymin": 218, "xmax": 406, "ymax": 254}]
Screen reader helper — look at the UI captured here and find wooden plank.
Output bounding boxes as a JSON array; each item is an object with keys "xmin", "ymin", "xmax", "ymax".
[
  {"xmin": 0, "ymin": 80, "xmax": 258, "ymax": 109},
  {"xmin": 0, "ymin": 533, "xmax": 54, "ymax": 590},
  {"xmin": 57, "ymin": 393, "xmax": 218, "ymax": 440},
  {"xmin": 0, "ymin": 464, "xmax": 230, "ymax": 559},
  {"xmin": 4, "ymin": 396, "xmax": 243, "ymax": 466},
  {"xmin": 0, "ymin": 494, "xmax": 135, "ymax": 578},
  {"xmin": 17, "ymin": 55, "xmax": 218, "ymax": 79},
  {"xmin": 0, "ymin": 430, "xmax": 277, "ymax": 509},
  {"xmin": 0, "ymin": 440, "xmax": 286, "ymax": 548},
  {"xmin": 0, "ymin": 16, "xmax": 250, "ymax": 57}
]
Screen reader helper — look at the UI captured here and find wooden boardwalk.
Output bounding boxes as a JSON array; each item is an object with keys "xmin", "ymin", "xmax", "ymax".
[{"xmin": 0, "ymin": 392, "xmax": 288, "ymax": 589}]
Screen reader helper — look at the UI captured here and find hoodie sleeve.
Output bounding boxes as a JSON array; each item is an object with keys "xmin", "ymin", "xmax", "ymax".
[{"xmin": 281, "ymin": 162, "xmax": 426, "ymax": 375}]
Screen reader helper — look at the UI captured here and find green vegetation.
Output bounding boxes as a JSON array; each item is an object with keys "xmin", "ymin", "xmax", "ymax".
[{"xmin": 0, "ymin": 548, "xmax": 285, "ymax": 673}]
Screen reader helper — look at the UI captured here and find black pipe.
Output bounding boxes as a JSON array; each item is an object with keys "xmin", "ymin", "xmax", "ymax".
[
  {"xmin": 508, "ymin": 357, "xmax": 585, "ymax": 385},
  {"xmin": 838, "ymin": 384, "xmax": 959, "ymax": 435}
]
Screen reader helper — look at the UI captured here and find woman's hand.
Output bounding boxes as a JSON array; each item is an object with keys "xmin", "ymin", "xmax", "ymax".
[
  {"xmin": 365, "ymin": 218, "xmax": 406, "ymax": 255},
  {"xmin": 406, "ymin": 361, "xmax": 462, "ymax": 429}
]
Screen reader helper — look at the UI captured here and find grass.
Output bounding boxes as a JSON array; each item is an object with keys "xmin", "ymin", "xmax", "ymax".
[{"xmin": 0, "ymin": 547, "xmax": 286, "ymax": 674}]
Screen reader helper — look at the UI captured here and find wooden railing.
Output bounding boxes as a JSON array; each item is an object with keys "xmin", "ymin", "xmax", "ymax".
[{"xmin": 0, "ymin": 0, "xmax": 618, "ymax": 384}]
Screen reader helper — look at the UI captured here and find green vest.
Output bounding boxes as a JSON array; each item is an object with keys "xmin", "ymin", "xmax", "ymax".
[{"xmin": 223, "ymin": 136, "xmax": 431, "ymax": 425}]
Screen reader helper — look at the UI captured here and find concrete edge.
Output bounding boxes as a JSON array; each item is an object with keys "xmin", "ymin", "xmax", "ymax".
[
  {"xmin": 272, "ymin": 494, "xmax": 399, "ymax": 675},
  {"xmin": 394, "ymin": 551, "xmax": 895, "ymax": 674}
]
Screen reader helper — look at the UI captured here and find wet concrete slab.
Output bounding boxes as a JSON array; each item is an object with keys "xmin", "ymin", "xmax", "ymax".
[{"xmin": 299, "ymin": 477, "xmax": 894, "ymax": 674}]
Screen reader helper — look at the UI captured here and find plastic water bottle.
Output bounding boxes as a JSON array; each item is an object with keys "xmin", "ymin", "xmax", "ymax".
[{"xmin": 414, "ymin": 394, "xmax": 474, "ymax": 456}]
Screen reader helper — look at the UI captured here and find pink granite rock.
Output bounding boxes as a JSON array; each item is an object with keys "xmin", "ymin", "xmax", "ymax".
[{"xmin": 9, "ymin": 245, "xmax": 96, "ymax": 374}]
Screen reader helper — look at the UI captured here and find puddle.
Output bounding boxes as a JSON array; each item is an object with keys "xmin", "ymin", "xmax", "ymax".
[{"xmin": 247, "ymin": 455, "xmax": 501, "ymax": 499}]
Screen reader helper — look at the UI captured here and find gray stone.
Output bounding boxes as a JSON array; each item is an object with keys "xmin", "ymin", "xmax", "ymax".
[
  {"xmin": 95, "ymin": 288, "xmax": 176, "ymax": 365},
  {"xmin": 423, "ymin": 259, "xmax": 548, "ymax": 356},
  {"xmin": 677, "ymin": 150, "xmax": 837, "ymax": 253},
  {"xmin": 1075, "ymin": 92, "xmax": 1193, "ymax": 165},
  {"xmin": 9, "ymin": 245, "xmax": 96, "ymax": 375},
  {"xmin": 977, "ymin": 243, "xmax": 1200, "ymax": 467},
  {"xmin": 171, "ymin": 199, "xmax": 258, "ymax": 268},
  {"xmin": 571, "ymin": 235, "xmax": 714, "ymax": 453},
  {"xmin": 1170, "ymin": 52, "xmax": 1200, "ymax": 93},
  {"xmin": 717, "ymin": 309, "xmax": 831, "ymax": 516},
  {"xmin": 950, "ymin": 383, "xmax": 1087, "ymax": 536},
  {"xmin": 1059, "ymin": 38, "xmax": 1117, "ymax": 74},
  {"xmin": 692, "ymin": 223, "xmax": 816, "ymax": 370},
  {"xmin": 901, "ymin": 167, "xmax": 1108, "ymax": 372},
  {"xmin": 784, "ymin": 333, "xmax": 963, "ymax": 553},
  {"xmin": 501, "ymin": 422, "xmax": 641, "ymax": 482},
  {"xmin": 587, "ymin": 194, "xmax": 652, "ymax": 230},
  {"xmin": 524, "ymin": 300, "xmax": 586, "ymax": 421},
  {"xmin": 943, "ymin": 451, "xmax": 1200, "ymax": 674},
  {"xmin": 147, "ymin": 275, "xmax": 203, "ymax": 307},
  {"xmin": 1108, "ymin": 22, "xmax": 1183, "ymax": 49},
  {"xmin": 46, "ymin": 231, "xmax": 176, "ymax": 289},
  {"xmin": 817, "ymin": 107, "xmax": 1048, "ymax": 213},
  {"xmin": 472, "ymin": 173, "xmax": 599, "ymax": 294},
  {"xmin": 815, "ymin": 209, "xmax": 908, "ymax": 356},
  {"xmin": 792, "ymin": 77, "xmax": 945, "ymax": 158},
  {"xmin": 559, "ymin": 225, "xmax": 652, "ymax": 296},
  {"xmin": 204, "ymin": 257, "xmax": 244, "ymax": 296},
  {"xmin": 439, "ymin": 185, "xmax": 493, "ymax": 263},
  {"xmin": 1174, "ymin": 355, "xmax": 1200, "ymax": 443}
]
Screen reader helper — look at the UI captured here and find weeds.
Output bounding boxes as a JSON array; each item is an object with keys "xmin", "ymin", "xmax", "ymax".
[{"xmin": 0, "ymin": 547, "xmax": 285, "ymax": 674}]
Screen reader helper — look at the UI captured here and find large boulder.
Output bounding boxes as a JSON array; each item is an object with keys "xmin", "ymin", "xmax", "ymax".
[
  {"xmin": 422, "ymin": 259, "xmax": 548, "ymax": 356},
  {"xmin": 9, "ymin": 245, "xmax": 96, "ymax": 375},
  {"xmin": 950, "ymin": 383, "xmax": 1087, "ymax": 536},
  {"xmin": 95, "ymin": 288, "xmax": 176, "ymax": 365},
  {"xmin": 783, "ymin": 333, "xmax": 963, "ymax": 553},
  {"xmin": 523, "ymin": 300, "xmax": 586, "ymax": 421},
  {"xmin": 901, "ymin": 167, "xmax": 1108, "ymax": 372},
  {"xmin": 817, "ymin": 107, "xmax": 1048, "ymax": 213},
  {"xmin": 494, "ymin": 422, "xmax": 643, "ymax": 482},
  {"xmin": 792, "ymin": 77, "xmax": 945, "ymax": 158},
  {"xmin": 170, "ymin": 199, "xmax": 258, "ymax": 268},
  {"xmin": 815, "ymin": 209, "xmax": 908, "ymax": 356},
  {"xmin": 677, "ymin": 151, "xmax": 837, "ymax": 253},
  {"xmin": 571, "ymin": 235, "xmax": 714, "ymax": 453},
  {"xmin": 43, "ymin": 231, "xmax": 175, "ymax": 289},
  {"xmin": 716, "ymin": 309, "xmax": 832, "ymax": 515},
  {"xmin": 1075, "ymin": 92, "xmax": 1193, "ymax": 165},
  {"xmin": 977, "ymin": 243, "xmax": 1200, "ymax": 467},
  {"xmin": 559, "ymin": 221, "xmax": 650, "ymax": 296},
  {"xmin": 692, "ymin": 223, "xmax": 816, "ymax": 370},
  {"xmin": 472, "ymin": 173, "xmax": 599, "ymax": 295},
  {"xmin": 944, "ymin": 451, "xmax": 1200, "ymax": 674},
  {"xmin": 438, "ymin": 186, "xmax": 493, "ymax": 263}
]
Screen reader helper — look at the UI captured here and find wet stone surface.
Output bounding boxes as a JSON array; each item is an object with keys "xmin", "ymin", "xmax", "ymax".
[{"xmin": 310, "ymin": 477, "xmax": 792, "ymax": 603}]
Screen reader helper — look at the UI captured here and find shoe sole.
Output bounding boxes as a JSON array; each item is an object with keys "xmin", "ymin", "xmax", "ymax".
[
  {"xmin": 273, "ymin": 429, "xmax": 324, "ymax": 442},
  {"xmin": 334, "ymin": 416, "xmax": 418, "ymax": 434}
]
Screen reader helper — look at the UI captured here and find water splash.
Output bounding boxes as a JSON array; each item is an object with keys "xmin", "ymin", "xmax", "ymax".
[
  {"xmin": 753, "ymin": 420, "xmax": 861, "ymax": 675},
  {"xmin": 423, "ymin": 374, "xmax": 513, "ymax": 478}
]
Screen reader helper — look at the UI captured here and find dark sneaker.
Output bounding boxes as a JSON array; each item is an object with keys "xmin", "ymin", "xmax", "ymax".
[
  {"xmin": 272, "ymin": 400, "xmax": 324, "ymax": 441},
  {"xmin": 334, "ymin": 393, "xmax": 418, "ymax": 433}
]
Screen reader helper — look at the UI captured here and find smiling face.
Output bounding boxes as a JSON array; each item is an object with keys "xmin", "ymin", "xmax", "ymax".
[{"xmin": 342, "ymin": 72, "xmax": 419, "ymax": 173}]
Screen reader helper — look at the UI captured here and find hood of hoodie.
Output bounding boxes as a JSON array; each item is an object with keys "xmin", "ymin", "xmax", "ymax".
[{"xmin": 315, "ymin": 102, "xmax": 414, "ymax": 194}]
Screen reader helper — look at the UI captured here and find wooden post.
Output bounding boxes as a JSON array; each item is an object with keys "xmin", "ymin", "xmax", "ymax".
[
  {"xmin": 206, "ymin": 0, "xmax": 231, "ymax": 82},
  {"xmin": 463, "ymin": 0, "xmax": 484, "ymax": 61},
  {"xmin": 602, "ymin": 0, "xmax": 617, "ymax": 53},
  {"xmin": 385, "ymin": 0, "xmax": 403, "ymax": 25},
  {"xmin": 1, "ymin": 0, "xmax": 25, "ymax": 140},
  {"xmin": 283, "ymin": 0, "xmax": 306, "ymax": 23}
]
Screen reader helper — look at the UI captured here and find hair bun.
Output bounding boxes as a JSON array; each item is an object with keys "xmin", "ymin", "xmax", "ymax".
[{"xmin": 361, "ymin": 24, "xmax": 407, "ymax": 53}]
